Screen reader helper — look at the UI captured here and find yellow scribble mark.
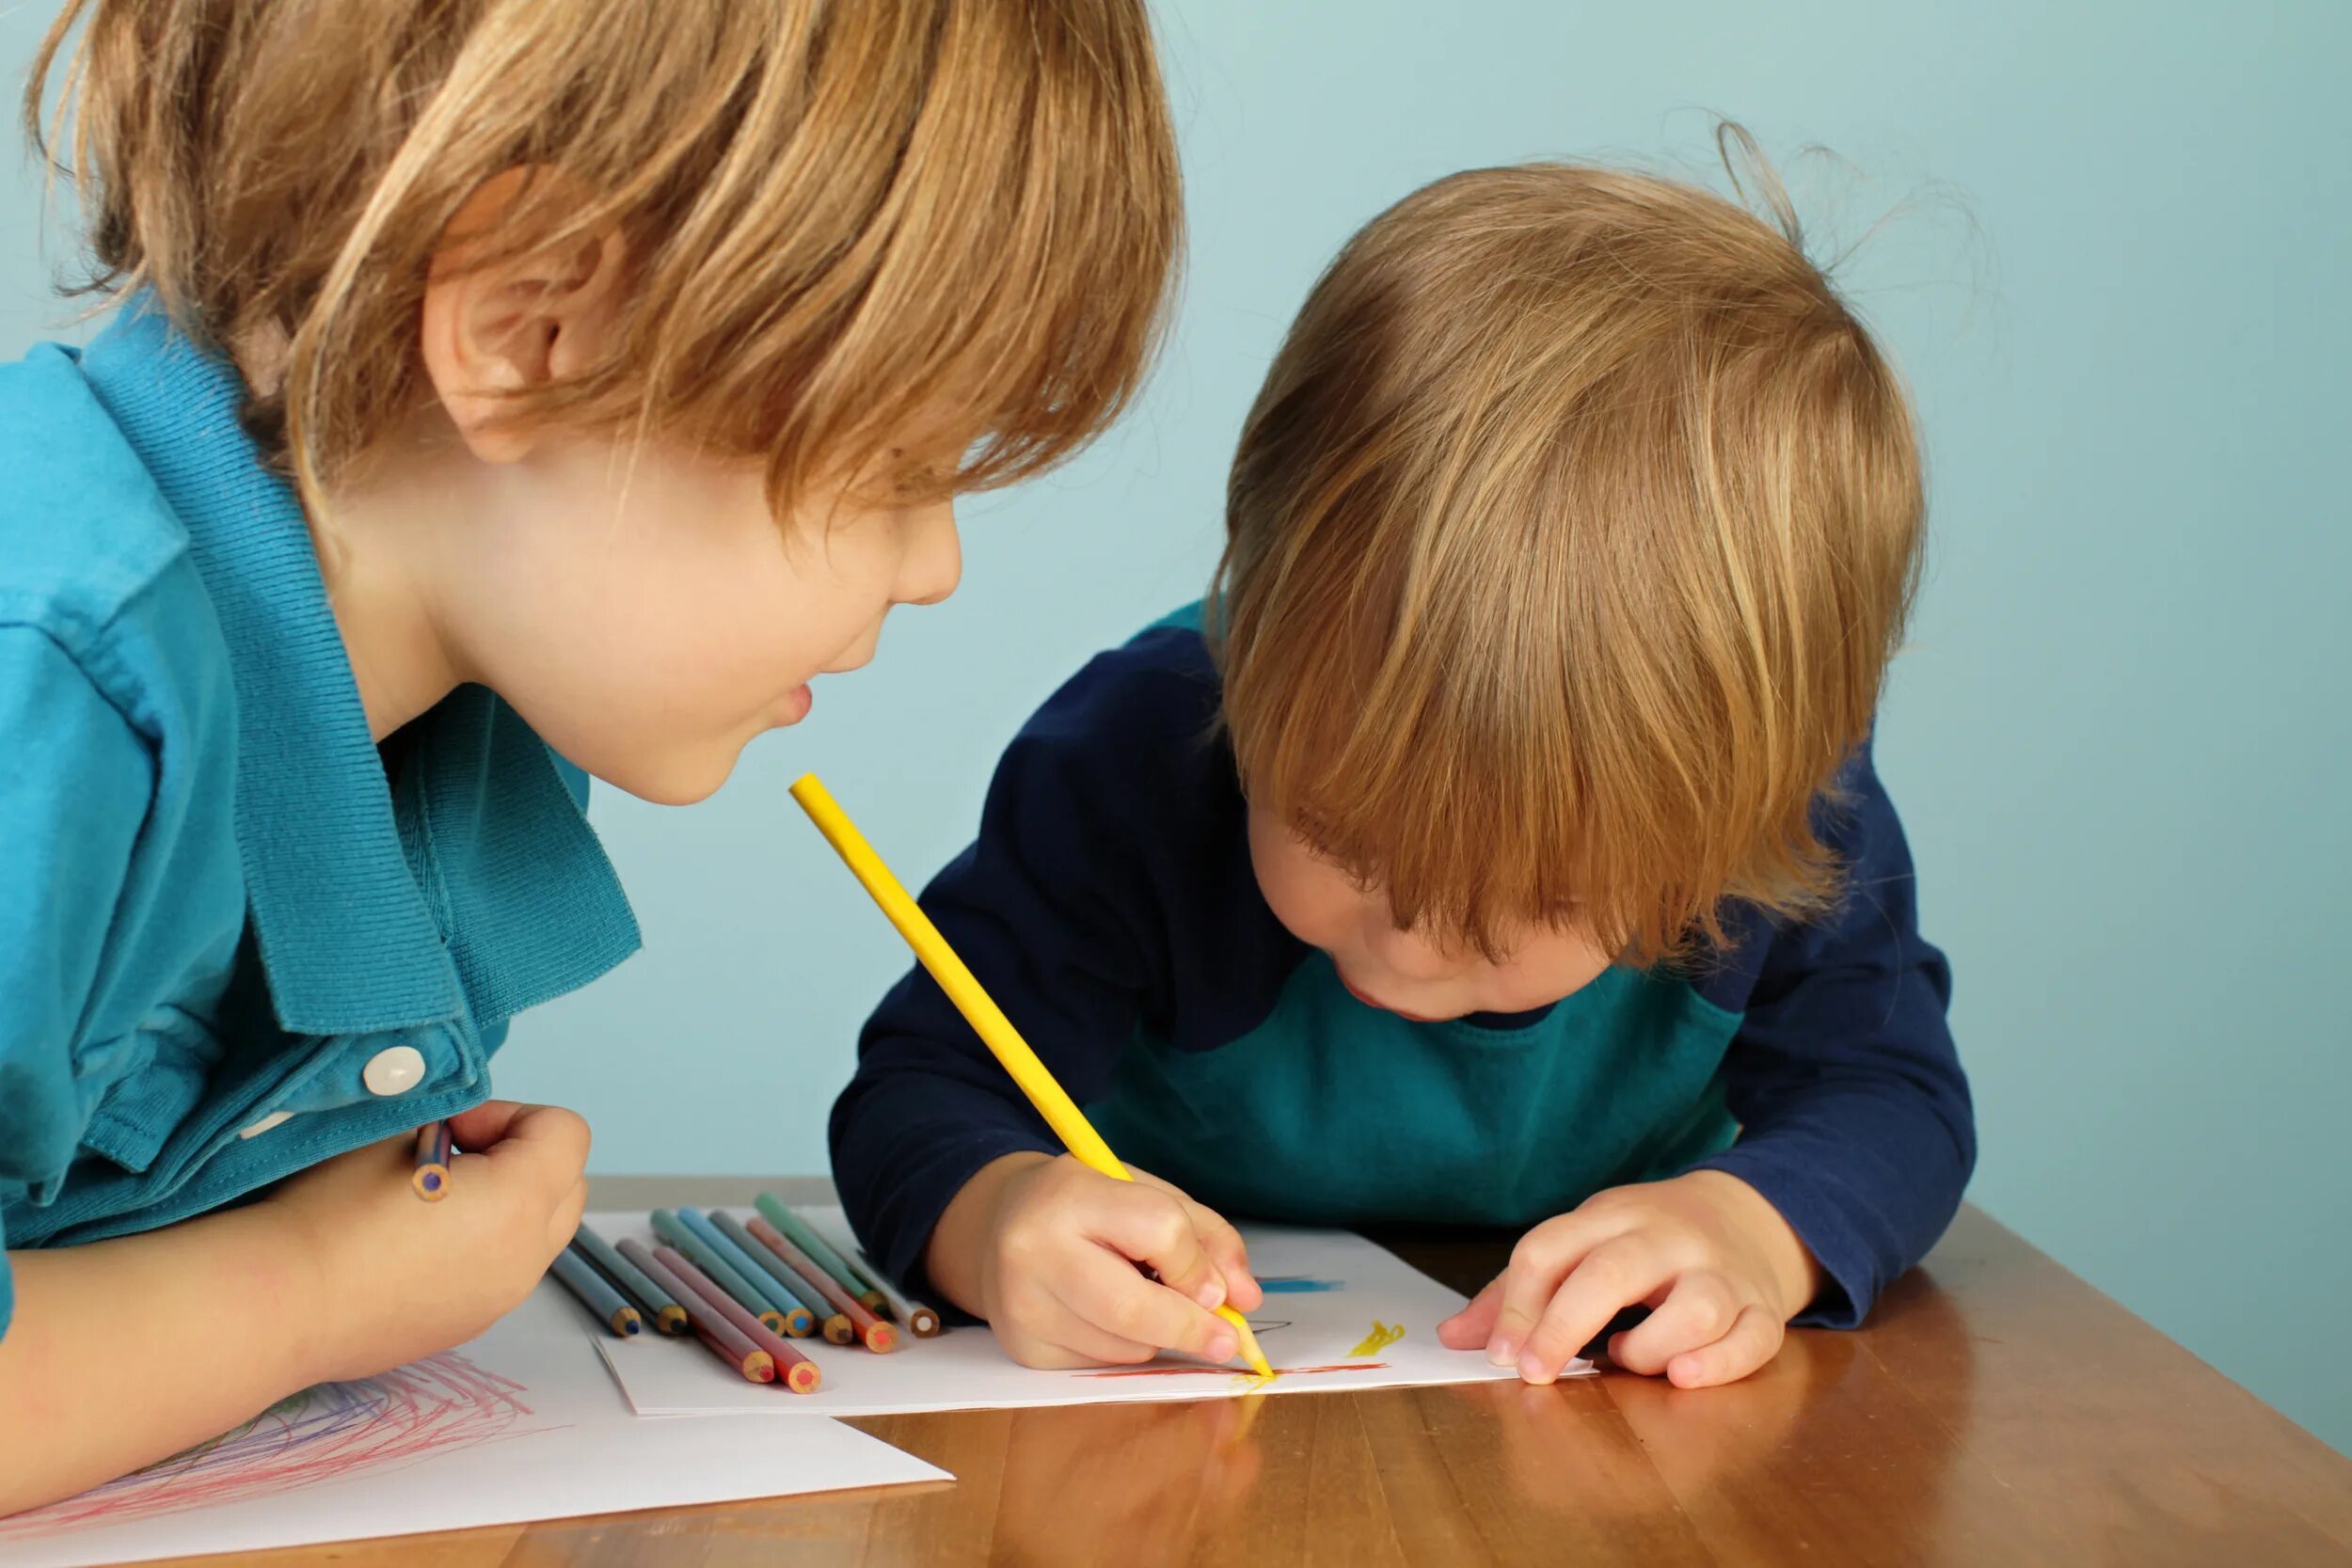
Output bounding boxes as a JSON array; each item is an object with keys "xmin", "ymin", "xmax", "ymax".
[{"xmin": 1349, "ymin": 1321, "xmax": 1406, "ymax": 1357}]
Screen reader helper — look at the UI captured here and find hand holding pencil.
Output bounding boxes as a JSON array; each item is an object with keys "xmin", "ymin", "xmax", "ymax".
[
  {"xmin": 260, "ymin": 1099, "xmax": 593, "ymax": 1384},
  {"xmin": 790, "ymin": 774, "xmax": 1271, "ymax": 1378},
  {"xmin": 935, "ymin": 1149, "xmax": 1267, "ymax": 1371}
]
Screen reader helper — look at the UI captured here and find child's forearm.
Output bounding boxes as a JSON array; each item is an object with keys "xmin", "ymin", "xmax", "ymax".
[
  {"xmin": 0, "ymin": 1206, "xmax": 325, "ymax": 1516},
  {"xmin": 922, "ymin": 1150, "xmax": 1055, "ymax": 1320}
]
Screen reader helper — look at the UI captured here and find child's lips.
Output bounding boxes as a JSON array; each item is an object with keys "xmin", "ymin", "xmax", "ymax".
[
  {"xmin": 778, "ymin": 683, "xmax": 814, "ymax": 723},
  {"xmin": 1337, "ymin": 970, "xmax": 1445, "ymax": 1023}
]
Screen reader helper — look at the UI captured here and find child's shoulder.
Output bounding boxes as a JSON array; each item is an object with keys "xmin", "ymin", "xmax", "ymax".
[
  {"xmin": 1021, "ymin": 602, "xmax": 1223, "ymax": 750},
  {"xmin": 0, "ymin": 338, "xmax": 197, "ymax": 667},
  {"xmin": 988, "ymin": 603, "xmax": 1240, "ymax": 849}
]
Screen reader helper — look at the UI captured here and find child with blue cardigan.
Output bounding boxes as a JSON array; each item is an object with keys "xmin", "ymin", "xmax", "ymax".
[{"xmin": 0, "ymin": 0, "xmax": 1178, "ymax": 1512}]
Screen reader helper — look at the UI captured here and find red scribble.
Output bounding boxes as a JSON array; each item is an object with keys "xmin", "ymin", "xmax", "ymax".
[
  {"xmin": 1077, "ymin": 1362, "xmax": 1390, "ymax": 1379},
  {"xmin": 0, "ymin": 1352, "xmax": 546, "ymax": 1538}
]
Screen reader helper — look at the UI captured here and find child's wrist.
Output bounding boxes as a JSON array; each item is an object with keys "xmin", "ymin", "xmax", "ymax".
[
  {"xmin": 237, "ymin": 1201, "xmax": 343, "ymax": 1386},
  {"xmin": 1682, "ymin": 1169, "xmax": 1822, "ymax": 1321}
]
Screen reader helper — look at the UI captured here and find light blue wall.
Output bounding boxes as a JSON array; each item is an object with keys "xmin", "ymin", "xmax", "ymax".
[{"xmin": 6, "ymin": 3, "xmax": 2345, "ymax": 1455}]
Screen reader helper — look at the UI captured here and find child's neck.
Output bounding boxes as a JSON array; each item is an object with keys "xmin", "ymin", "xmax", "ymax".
[
  {"xmin": 311, "ymin": 418, "xmax": 478, "ymax": 742},
  {"xmin": 238, "ymin": 337, "xmax": 472, "ymax": 743}
]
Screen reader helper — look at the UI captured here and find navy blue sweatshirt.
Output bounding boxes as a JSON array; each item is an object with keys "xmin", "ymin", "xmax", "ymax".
[{"xmin": 831, "ymin": 610, "xmax": 1973, "ymax": 1327}]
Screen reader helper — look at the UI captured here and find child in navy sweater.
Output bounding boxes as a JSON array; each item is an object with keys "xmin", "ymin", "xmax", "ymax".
[{"xmin": 833, "ymin": 148, "xmax": 1971, "ymax": 1389}]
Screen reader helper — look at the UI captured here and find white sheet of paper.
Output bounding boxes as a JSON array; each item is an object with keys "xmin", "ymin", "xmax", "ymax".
[
  {"xmin": 0, "ymin": 1276, "xmax": 948, "ymax": 1568},
  {"xmin": 592, "ymin": 1206, "xmax": 1587, "ymax": 1418}
]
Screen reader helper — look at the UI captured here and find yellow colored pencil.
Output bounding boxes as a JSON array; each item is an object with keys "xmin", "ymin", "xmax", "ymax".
[{"xmin": 789, "ymin": 772, "xmax": 1272, "ymax": 1380}]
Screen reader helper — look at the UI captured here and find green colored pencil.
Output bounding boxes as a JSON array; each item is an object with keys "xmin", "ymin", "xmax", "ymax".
[{"xmin": 755, "ymin": 1193, "xmax": 889, "ymax": 1312}]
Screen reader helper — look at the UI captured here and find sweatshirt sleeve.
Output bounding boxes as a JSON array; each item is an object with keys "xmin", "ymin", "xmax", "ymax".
[
  {"xmin": 1690, "ymin": 744, "xmax": 1975, "ymax": 1327},
  {"xmin": 0, "ymin": 627, "xmax": 159, "ymax": 1340},
  {"xmin": 828, "ymin": 646, "xmax": 1195, "ymax": 1299}
]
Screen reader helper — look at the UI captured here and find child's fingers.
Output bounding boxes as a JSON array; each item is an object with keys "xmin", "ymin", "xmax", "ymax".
[
  {"xmin": 1518, "ymin": 1238, "xmax": 1673, "ymax": 1384},
  {"xmin": 1604, "ymin": 1272, "xmax": 1740, "ymax": 1376},
  {"xmin": 1090, "ymin": 1183, "xmax": 1229, "ymax": 1312},
  {"xmin": 443, "ymin": 1100, "xmax": 532, "ymax": 1148},
  {"xmin": 1062, "ymin": 1246, "xmax": 1237, "ymax": 1364},
  {"xmin": 997, "ymin": 1313, "xmax": 1157, "ymax": 1370},
  {"xmin": 1036, "ymin": 1304, "xmax": 1162, "ymax": 1369},
  {"xmin": 1182, "ymin": 1200, "xmax": 1259, "ymax": 1309},
  {"xmin": 1484, "ymin": 1212, "xmax": 1617, "ymax": 1370},
  {"xmin": 450, "ymin": 1102, "xmax": 592, "ymax": 1199},
  {"xmin": 1665, "ymin": 1305, "xmax": 1784, "ymax": 1388},
  {"xmin": 1172, "ymin": 1196, "xmax": 1260, "ymax": 1308},
  {"xmin": 1438, "ymin": 1275, "xmax": 1505, "ymax": 1349}
]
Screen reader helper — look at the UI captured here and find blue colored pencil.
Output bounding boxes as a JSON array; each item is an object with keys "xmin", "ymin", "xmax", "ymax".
[
  {"xmin": 550, "ymin": 1244, "xmax": 643, "ymax": 1336},
  {"xmin": 572, "ymin": 1222, "xmax": 689, "ymax": 1334},
  {"xmin": 676, "ymin": 1207, "xmax": 818, "ymax": 1337},
  {"xmin": 650, "ymin": 1209, "xmax": 788, "ymax": 1334},
  {"xmin": 705, "ymin": 1209, "xmax": 831, "ymax": 1324}
]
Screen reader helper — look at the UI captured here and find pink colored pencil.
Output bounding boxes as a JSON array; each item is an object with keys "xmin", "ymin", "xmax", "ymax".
[
  {"xmin": 653, "ymin": 1243, "xmax": 822, "ymax": 1394},
  {"xmin": 616, "ymin": 1237, "xmax": 773, "ymax": 1384}
]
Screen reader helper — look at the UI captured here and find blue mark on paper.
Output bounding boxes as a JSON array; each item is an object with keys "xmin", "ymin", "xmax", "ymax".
[{"xmin": 1258, "ymin": 1276, "xmax": 1343, "ymax": 1293}]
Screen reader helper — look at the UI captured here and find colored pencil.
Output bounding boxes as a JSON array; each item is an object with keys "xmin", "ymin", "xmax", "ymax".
[
  {"xmin": 411, "ymin": 1121, "xmax": 453, "ymax": 1201},
  {"xmin": 650, "ymin": 1209, "xmax": 788, "ymax": 1334},
  {"xmin": 675, "ymin": 1207, "xmax": 817, "ymax": 1337},
  {"xmin": 790, "ymin": 771, "xmax": 1271, "ymax": 1378},
  {"xmin": 616, "ymin": 1237, "xmax": 773, "ymax": 1384},
  {"xmin": 851, "ymin": 1244, "xmax": 944, "ymax": 1337},
  {"xmin": 753, "ymin": 1194, "xmax": 891, "ymax": 1314},
  {"xmin": 654, "ymin": 1243, "xmax": 822, "ymax": 1394},
  {"xmin": 746, "ymin": 1215, "xmax": 897, "ymax": 1353},
  {"xmin": 737, "ymin": 1216, "xmax": 855, "ymax": 1345},
  {"xmin": 549, "ymin": 1244, "xmax": 643, "ymax": 1336},
  {"xmin": 573, "ymin": 1221, "xmax": 689, "ymax": 1335},
  {"xmin": 709, "ymin": 1210, "xmax": 834, "ymax": 1329}
]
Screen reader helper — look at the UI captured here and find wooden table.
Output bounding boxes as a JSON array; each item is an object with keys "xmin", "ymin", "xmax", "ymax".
[{"xmin": 144, "ymin": 1180, "xmax": 2352, "ymax": 1568}]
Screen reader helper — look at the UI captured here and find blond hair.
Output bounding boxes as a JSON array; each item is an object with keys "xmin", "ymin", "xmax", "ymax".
[
  {"xmin": 1215, "ymin": 134, "xmax": 1923, "ymax": 965},
  {"xmin": 27, "ymin": 0, "xmax": 1180, "ymax": 515}
]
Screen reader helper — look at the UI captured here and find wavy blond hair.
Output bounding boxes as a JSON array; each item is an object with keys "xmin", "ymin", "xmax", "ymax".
[
  {"xmin": 27, "ymin": 0, "xmax": 1181, "ymax": 515},
  {"xmin": 1215, "ymin": 133, "xmax": 1923, "ymax": 965}
]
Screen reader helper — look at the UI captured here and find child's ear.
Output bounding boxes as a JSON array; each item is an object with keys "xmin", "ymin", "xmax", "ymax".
[{"xmin": 420, "ymin": 166, "xmax": 625, "ymax": 465}]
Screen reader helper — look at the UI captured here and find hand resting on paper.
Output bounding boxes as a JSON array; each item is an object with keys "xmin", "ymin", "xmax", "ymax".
[
  {"xmin": 1438, "ymin": 1169, "xmax": 1821, "ymax": 1389},
  {"xmin": 926, "ymin": 1151, "xmax": 1264, "ymax": 1369},
  {"xmin": 0, "ymin": 1099, "xmax": 589, "ymax": 1516}
]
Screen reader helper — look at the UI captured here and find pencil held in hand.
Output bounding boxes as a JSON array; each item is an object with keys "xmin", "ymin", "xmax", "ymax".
[{"xmin": 412, "ymin": 1121, "xmax": 453, "ymax": 1200}]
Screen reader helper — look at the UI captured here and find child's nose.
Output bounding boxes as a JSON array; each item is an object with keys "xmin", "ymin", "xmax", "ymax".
[{"xmin": 898, "ymin": 498, "xmax": 961, "ymax": 607}]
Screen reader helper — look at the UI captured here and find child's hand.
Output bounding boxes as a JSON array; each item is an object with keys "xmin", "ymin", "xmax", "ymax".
[
  {"xmin": 1438, "ymin": 1170, "xmax": 1820, "ymax": 1389},
  {"xmin": 262, "ymin": 1100, "xmax": 592, "ymax": 1383},
  {"xmin": 932, "ymin": 1151, "xmax": 1263, "ymax": 1370}
]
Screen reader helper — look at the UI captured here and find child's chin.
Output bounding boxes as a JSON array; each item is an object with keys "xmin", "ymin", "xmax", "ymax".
[{"xmin": 606, "ymin": 749, "xmax": 738, "ymax": 807}]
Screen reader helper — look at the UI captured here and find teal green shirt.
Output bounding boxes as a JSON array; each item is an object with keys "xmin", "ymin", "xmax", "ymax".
[
  {"xmin": 0, "ymin": 302, "xmax": 641, "ymax": 1337},
  {"xmin": 1093, "ymin": 951, "xmax": 1739, "ymax": 1228}
]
